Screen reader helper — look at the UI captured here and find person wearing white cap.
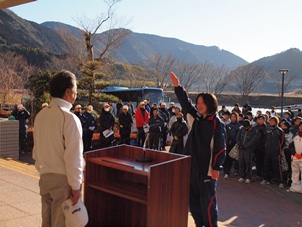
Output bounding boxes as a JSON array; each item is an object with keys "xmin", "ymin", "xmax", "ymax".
[
  {"xmin": 82, "ymin": 105, "xmax": 97, "ymax": 151},
  {"xmin": 159, "ymin": 102, "xmax": 170, "ymax": 151},
  {"xmin": 118, "ymin": 105, "xmax": 133, "ymax": 145},
  {"xmin": 11, "ymin": 103, "xmax": 30, "ymax": 155},
  {"xmin": 33, "ymin": 71, "xmax": 85, "ymax": 227},
  {"xmin": 168, "ymin": 102, "xmax": 175, "ymax": 116},
  {"xmin": 99, "ymin": 103, "xmax": 115, "ymax": 148}
]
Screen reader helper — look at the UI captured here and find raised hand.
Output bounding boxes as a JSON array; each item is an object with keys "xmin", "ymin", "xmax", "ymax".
[{"xmin": 170, "ymin": 72, "xmax": 180, "ymax": 87}]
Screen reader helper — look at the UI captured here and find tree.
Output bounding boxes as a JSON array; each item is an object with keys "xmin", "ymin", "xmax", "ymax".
[
  {"xmin": 230, "ymin": 64, "xmax": 268, "ymax": 99},
  {"xmin": 198, "ymin": 63, "xmax": 229, "ymax": 94},
  {"xmin": 173, "ymin": 60, "xmax": 200, "ymax": 92},
  {"xmin": 27, "ymin": 70, "xmax": 54, "ymax": 115},
  {"xmin": 268, "ymin": 70, "xmax": 297, "ymax": 96},
  {"xmin": 0, "ymin": 51, "xmax": 34, "ymax": 107},
  {"xmin": 75, "ymin": 0, "xmax": 130, "ymax": 103},
  {"xmin": 148, "ymin": 52, "xmax": 175, "ymax": 89}
]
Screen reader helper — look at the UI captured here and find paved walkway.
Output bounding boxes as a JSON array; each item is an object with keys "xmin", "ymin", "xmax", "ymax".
[
  {"xmin": 216, "ymin": 173, "xmax": 302, "ymax": 227},
  {"xmin": 1, "ymin": 154, "xmax": 302, "ymax": 227}
]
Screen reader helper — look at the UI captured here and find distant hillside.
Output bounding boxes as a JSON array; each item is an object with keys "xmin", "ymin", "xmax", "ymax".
[
  {"xmin": 0, "ymin": 10, "xmax": 67, "ymax": 53},
  {"xmin": 252, "ymin": 48, "xmax": 302, "ymax": 93},
  {"xmin": 2, "ymin": 10, "xmax": 302, "ymax": 95},
  {"xmin": 41, "ymin": 21, "xmax": 83, "ymax": 40},
  {"xmin": 42, "ymin": 21, "xmax": 247, "ymax": 69}
]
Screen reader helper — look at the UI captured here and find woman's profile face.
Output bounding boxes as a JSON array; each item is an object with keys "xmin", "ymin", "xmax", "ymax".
[{"xmin": 196, "ymin": 96, "xmax": 207, "ymax": 116}]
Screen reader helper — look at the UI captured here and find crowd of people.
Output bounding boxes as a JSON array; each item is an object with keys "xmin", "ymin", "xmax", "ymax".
[
  {"xmin": 68, "ymin": 98, "xmax": 189, "ymax": 155},
  {"xmin": 218, "ymin": 102, "xmax": 302, "ymax": 194},
  {"xmin": 12, "ymin": 91, "xmax": 302, "ymax": 197},
  {"xmin": 73, "ymin": 96, "xmax": 302, "ymax": 196},
  {"xmin": 19, "ymin": 70, "xmax": 301, "ymax": 227}
]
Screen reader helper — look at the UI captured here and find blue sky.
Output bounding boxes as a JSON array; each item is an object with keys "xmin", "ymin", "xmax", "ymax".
[{"xmin": 10, "ymin": 0, "xmax": 302, "ymax": 62}]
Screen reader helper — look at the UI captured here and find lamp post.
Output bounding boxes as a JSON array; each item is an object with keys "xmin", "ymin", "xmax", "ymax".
[{"xmin": 279, "ymin": 69, "xmax": 289, "ymax": 118}]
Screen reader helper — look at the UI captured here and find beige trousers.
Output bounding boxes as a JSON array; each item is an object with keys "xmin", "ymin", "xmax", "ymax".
[{"xmin": 39, "ymin": 173, "xmax": 71, "ymax": 227}]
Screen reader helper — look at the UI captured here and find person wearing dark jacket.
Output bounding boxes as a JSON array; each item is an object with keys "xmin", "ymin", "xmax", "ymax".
[
  {"xmin": 253, "ymin": 114, "xmax": 267, "ymax": 179},
  {"xmin": 12, "ymin": 104, "xmax": 30, "ymax": 154},
  {"xmin": 236, "ymin": 119, "xmax": 258, "ymax": 184},
  {"xmin": 99, "ymin": 103, "xmax": 115, "ymax": 148},
  {"xmin": 170, "ymin": 72, "xmax": 226, "ymax": 227},
  {"xmin": 116, "ymin": 99, "xmax": 123, "ymax": 117},
  {"xmin": 223, "ymin": 112, "xmax": 241, "ymax": 178},
  {"xmin": 118, "ymin": 105, "xmax": 133, "ymax": 145},
  {"xmin": 290, "ymin": 116, "xmax": 302, "ymax": 136},
  {"xmin": 82, "ymin": 105, "xmax": 97, "ymax": 152},
  {"xmin": 169, "ymin": 112, "xmax": 188, "ymax": 154},
  {"xmin": 148, "ymin": 107, "xmax": 164, "ymax": 150},
  {"xmin": 159, "ymin": 102, "xmax": 170, "ymax": 151},
  {"xmin": 260, "ymin": 116, "xmax": 285, "ymax": 189}
]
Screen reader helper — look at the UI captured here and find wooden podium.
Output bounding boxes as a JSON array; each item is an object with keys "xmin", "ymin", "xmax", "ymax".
[{"xmin": 84, "ymin": 145, "xmax": 191, "ymax": 227}]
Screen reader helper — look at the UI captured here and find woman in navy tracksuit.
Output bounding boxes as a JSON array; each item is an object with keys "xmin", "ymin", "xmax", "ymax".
[{"xmin": 170, "ymin": 72, "xmax": 226, "ymax": 227}]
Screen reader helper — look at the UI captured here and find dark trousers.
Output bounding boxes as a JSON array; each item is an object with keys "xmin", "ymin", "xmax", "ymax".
[
  {"xmin": 137, "ymin": 127, "xmax": 146, "ymax": 147},
  {"xmin": 189, "ymin": 173, "xmax": 218, "ymax": 227},
  {"xmin": 120, "ymin": 132, "xmax": 131, "ymax": 145},
  {"xmin": 149, "ymin": 132, "xmax": 161, "ymax": 150},
  {"xmin": 239, "ymin": 149, "xmax": 253, "ymax": 179},
  {"xmin": 19, "ymin": 138, "xmax": 27, "ymax": 152},
  {"xmin": 161, "ymin": 127, "xmax": 168, "ymax": 149},
  {"xmin": 263, "ymin": 151, "xmax": 283, "ymax": 183},
  {"xmin": 83, "ymin": 130, "xmax": 93, "ymax": 152},
  {"xmin": 169, "ymin": 138, "xmax": 184, "ymax": 154},
  {"xmin": 223, "ymin": 144, "xmax": 239, "ymax": 175},
  {"xmin": 100, "ymin": 134, "xmax": 114, "ymax": 149},
  {"xmin": 255, "ymin": 147, "xmax": 265, "ymax": 178}
]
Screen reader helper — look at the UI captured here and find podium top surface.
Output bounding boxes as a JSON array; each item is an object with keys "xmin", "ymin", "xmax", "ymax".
[{"xmin": 89, "ymin": 156, "xmax": 154, "ymax": 175}]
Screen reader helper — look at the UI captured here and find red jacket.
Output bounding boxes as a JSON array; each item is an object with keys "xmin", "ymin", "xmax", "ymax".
[{"xmin": 135, "ymin": 108, "xmax": 150, "ymax": 128}]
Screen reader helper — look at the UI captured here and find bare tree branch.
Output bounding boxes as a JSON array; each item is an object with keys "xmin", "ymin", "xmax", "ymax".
[
  {"xmin": 148, "ymin": 52, "xmax": 175, "ymax": 89},
  {"xmin": 230, "ymin": 64, "xmax": 267, "ymax": 99},
  {"xmin": 196, "ymin": 63, "xmax": 229, "ymax": 94},
  {"xmin": 174, "ymin": 60, "xmax": 200, "ymax": 92},
  {"xmin": 0, "ymin": 51, "xmax": 35, "ymax": 106},
  {"xmin": 267, "ymin": 70, "xmax": 297, "ymax": 96}
]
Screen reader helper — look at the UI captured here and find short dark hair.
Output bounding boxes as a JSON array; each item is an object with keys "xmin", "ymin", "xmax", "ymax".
[
  {"xmin": 230, "ymin": 111, "xmax": 239, "ymax": 120},
  {"xmin": 246, "ymin": 111, "xmax": 253, "ymax": 117},
  {"xmin": 196, "ymin": 93, "xmax": 218, "ymax": 114},
  {"xmin": 223, "ymin": 110, "xmax": 231, "ymax": 116},
  {"xmin": 50, "ymin": 71, "xmax": 76, "ymax": 98}
]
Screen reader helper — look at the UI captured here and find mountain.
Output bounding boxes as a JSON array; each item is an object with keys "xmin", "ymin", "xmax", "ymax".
[
  {"xmin": 2, "ymin": 9, "xmax": 302, "ymax": 94},
  {"xmin": 251, "ymin": 48, "xmax": 302, "ymax": 93},
  {"xmin": 0, "ymin": 10, "xmax": 67, "ymax": 53},
  {"xmin": 42, "ymin": 21, "xmax": 247, "ymax": 69},
  {"xmin": 1, "ymin": 10, "xmax": 246, "ymax": 69}
]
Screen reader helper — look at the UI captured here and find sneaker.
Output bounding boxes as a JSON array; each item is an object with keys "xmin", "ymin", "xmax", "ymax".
[
  {"xmin": 279, "ymin": 183, "xmax": 284, "ymax": 189},
  {"xmin": 260, "ymin": 180, "xmax": 270, "ymax": 185},
  {"xmin": 234, "ymin": 171, "xmax": 238, "ymax": 176},
  {"xmin": 245, "ymin": 179, "xmax": 251, "ymax": 184},
  {"xmin": 224, "ymin": 174, "xmax": 229, "ymax": 179},
  {"xmin": 238, "ymin": 178, "xmax": 245, "ymax": 183}
]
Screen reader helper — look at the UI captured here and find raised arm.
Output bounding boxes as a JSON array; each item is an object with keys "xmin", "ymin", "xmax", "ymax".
[{"xmin": 169, "ymin": 72, "xmax": 196, "ymax": 118}]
